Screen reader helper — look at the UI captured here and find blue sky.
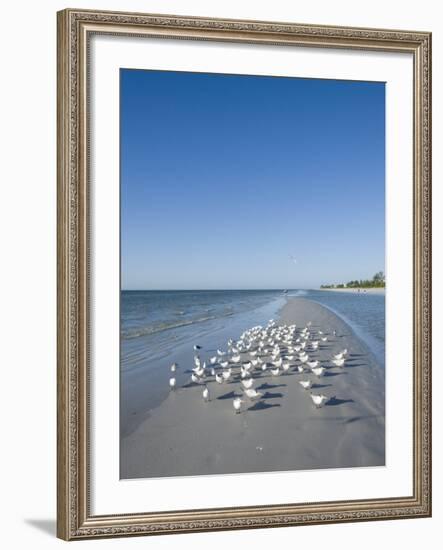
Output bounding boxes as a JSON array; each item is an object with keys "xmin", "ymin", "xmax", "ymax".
[{"xmin": 121, "ymin": 69, "xmax": 385, "ymax": 290}]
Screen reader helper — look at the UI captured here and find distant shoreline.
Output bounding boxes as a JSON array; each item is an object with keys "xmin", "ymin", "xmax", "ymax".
[{"xmin": 318, "ymin": 287, "xmax": 385, "ymax": 295}]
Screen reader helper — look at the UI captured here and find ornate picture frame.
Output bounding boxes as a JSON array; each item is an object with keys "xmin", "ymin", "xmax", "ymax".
[{"xmin": 57, "ymin": 8, "xmax": 431, "ymax": 540}]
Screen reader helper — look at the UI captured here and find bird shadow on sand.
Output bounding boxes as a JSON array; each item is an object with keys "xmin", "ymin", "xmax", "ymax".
[
  {"xmin": 182, "ymin": 381, "xmax": 203, "ymax": 388},
  {"xmin": 343, "ymin": 414, "xmax": 380, "ymax": 424},
  {"xmin": 344, "ymin": 362, "xmax": 367, "ymax": 368},
  {"xmin": 312, "ymin": 383, "xmax": 333, "ymax": 389},
  {"xmin": 262, "ymin": 391, "xmax": 283, "ymax": 400},
  {"xmin": 324, "ymin": 371, "xmax": 347, "ymax": 377},
  {"xmin": 217, "ymin": 390, "xmax": 242, "ymax": 400},
  {"xmin": 257, "ymin": 382, "xmax": 286, "ymax": 390},
  {"xmin": 326, "ymin": 397, "xmax": 354, "ymax": 407},
  {"xmin": 350, "ymin": 353, "xmax": 367, "ymax": 358},
  {"xmin": 247, "ymin": 401, "xmax": 281, "ymax": 412}
]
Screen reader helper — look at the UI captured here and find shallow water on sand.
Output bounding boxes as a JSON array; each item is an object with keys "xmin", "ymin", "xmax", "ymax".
[
  {"xmin": 121, "ymin": 291, "xmax": 285, "ymax": 435},
  {"xmin": 121, "ymin": 290, "xmax": 285, "ymax": 370},
  {"xmin": 292, "ymin": 290, "xmax": 385, "ymax": 368}
]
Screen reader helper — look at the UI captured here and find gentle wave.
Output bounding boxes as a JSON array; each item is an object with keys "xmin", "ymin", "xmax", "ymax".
[
  {"xmin": 121, "ymin": 313, "xmax": 233, "ymax": 340},
  {"xmin": 290, "ymin": 289, "xmax": 308, "ymax": 297}
]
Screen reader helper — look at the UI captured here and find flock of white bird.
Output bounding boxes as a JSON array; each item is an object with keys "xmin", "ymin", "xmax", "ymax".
[{"xmin": 168, "ymin": 319, "xmax": 349, "ymax": 413}]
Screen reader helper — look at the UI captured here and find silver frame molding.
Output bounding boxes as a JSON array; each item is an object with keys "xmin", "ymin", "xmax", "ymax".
[{"xmin": 57, "ymin": 8, "xmax": 432, "ymax": 540}]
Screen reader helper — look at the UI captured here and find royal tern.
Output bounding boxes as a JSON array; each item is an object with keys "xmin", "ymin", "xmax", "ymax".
[
  {"xmin": 202, "ymin": 386, "xmax": 210, "ymax": 402},
  {"xmin": 310, "ymin": 393, "xmax": 329, "ymax": 408},
  {"xmin": 243, "ymin": 388, "xmax": 263, "ymax": 400},
  {"xmin": 233, "ymin": 397, "xmax": 243, "ymax": 413},
  {"xmin": 312, "ymin": 366, "xmax": 326, "ymax": 377}
]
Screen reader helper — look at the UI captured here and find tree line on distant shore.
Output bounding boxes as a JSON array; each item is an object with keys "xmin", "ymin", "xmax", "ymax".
[{"xmin": 320, "ymin": 271, "xmax": 385, "ymax": 289}]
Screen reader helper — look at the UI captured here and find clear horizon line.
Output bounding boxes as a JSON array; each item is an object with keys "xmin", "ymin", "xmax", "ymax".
[{"xmin": 121, "ymin": 287, "xmax": 318, "ymax": 291}]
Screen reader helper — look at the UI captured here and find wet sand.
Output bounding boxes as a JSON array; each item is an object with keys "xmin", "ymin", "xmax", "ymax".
[{"xmin": 121, "ymin": 297, "xmax": 385, "ymax": 479}]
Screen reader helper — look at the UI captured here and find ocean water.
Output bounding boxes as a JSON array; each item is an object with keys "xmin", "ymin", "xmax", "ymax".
[
  {"xmin": 121, "ymin": 290, "xmax": 285, "ymax": 371},
  {"xmin": 295, "ymin": 290, "xmax": 385, "ymax": 368},
  {"xmin": 121, "ymin": 289, "xmax": 385, "ymax": 371}
]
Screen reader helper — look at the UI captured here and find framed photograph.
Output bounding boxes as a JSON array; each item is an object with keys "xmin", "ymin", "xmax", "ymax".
[{"xmin": 57, "ymin": 8, "xmax": 432, "ymax": 540}]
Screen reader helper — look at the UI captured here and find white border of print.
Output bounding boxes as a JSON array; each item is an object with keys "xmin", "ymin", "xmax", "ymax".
[{"xmin": 90, "ymin": 34, "xmax": 413, "ymax": 515}]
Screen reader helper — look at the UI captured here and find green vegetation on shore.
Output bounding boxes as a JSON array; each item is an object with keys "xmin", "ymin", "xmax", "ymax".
[{"xmin": 320, "ymin": 271, "xmax": 385, "ymax": 289}]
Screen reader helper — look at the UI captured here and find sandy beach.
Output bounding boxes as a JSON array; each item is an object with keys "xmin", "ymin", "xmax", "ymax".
[{"xmin": 121, "ymin": 296, "xmax": 385, "ymax": 479}]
